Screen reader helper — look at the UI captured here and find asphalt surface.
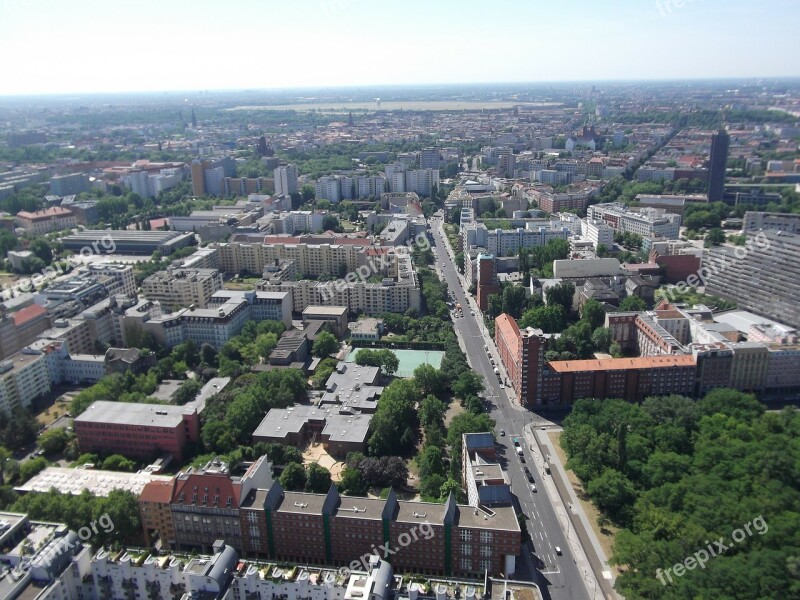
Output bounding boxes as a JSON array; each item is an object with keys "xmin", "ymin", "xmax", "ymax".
[{"xmin": 429, "ymin": 216, "xmax": 591, "ymax": 600}]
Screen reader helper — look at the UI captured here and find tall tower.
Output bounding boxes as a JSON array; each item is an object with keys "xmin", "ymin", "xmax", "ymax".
[{"xmin": 708, "ymin": 130, "xmax": 729, "ymax": 202}]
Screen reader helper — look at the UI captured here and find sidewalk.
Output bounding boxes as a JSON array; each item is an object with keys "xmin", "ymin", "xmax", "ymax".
[{"xmin": 525, "ymin": 426, "xmax": 618, "ymax": 600}]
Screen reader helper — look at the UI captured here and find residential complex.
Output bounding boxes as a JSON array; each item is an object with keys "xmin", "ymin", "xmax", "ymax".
[
  {"xmin": 141, "ymin": 267, "xmax": 224, "ymax": 312},
  {"xmin": 587, "ymin": 203, "xmax": 682, "ymax": 239},
  {"xmin": 704, "ymin": 229, "xmax": 800, "ymax": 329}
]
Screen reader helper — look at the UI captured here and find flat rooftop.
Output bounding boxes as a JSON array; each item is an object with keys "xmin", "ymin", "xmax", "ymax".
[
  {"xmin": 15, "ymin": 467, "xmax": 172, "ymax": 496},
  {"xmin": 75, "ymin": 400, "xmax": 197, "ymax": 428},
  {"xmin": 303, "ymin": 305, "xmax": 348, "ymax": 316},
  {"xmin": 276, "ymin": 491, "xmax": 328, "ymax": 516},
  {"xmin": 548, "ymin": 354, "xmax": 696, "ymax": 373}
]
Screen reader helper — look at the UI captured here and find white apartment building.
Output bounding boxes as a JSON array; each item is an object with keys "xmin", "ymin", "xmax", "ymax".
[
  {"xmin": 126, "ymin": 168, "xmax": 183, "ymax": 198},
  {"xmin": 142, "ymin": 268, "xmax": 224, "ymax": 312},
  {"xmin": 135, "ymin": 290, "xmax": 292, "ymax": 349},
  {"xmin": 356, "ymin": 174, "xmax": 387, "ymax": 198},
  {"xmin": 405, "ymin": 168, "xmax": 440, "ymax": 197},
  {"xmin": 214, "ymin": 242, "xmax": 361, "ymax": 279},
  {"xmin": 0, "ymin": 349, "xmax": 51, "ymax": 416},
  {"xmin": 83, "ymin": 263, "xmax": 136, "ymax": 298},
  {"xmin": 580, "ymin": 218, "xmax": 614, "ymax": 250},
  {"xmin": 274, "ymin": 164, "xmax": 299, "ymax": 196},
  {"xmin": 588, "ymin": 203, "xmax": 682, "ymax": 239},
  {"xmin": 462, "ymin": 221, "xmax": 572, "ymax": 257},
  {"xmin": 315, "ymin": 176, "xmax": 342, "ymax": 203}
]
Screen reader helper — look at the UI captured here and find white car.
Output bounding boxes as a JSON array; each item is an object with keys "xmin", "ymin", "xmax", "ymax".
[
  {"xmin": 530, "ymin": 484, "xmax": 537, "ymax": 493},
  {"xmin": 555, "ymin": 546, "xmax": 562, "ymax": 555}
]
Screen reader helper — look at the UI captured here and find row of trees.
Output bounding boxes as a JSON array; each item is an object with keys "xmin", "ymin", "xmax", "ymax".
[{"xmin": 561, "ymin": 390, "xmax": 800, "ymax": 599}]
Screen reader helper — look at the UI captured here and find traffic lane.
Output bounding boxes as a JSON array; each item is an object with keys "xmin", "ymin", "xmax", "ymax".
[{"xmin": 432, "ymin": 224, "xmax": 588, "ymax": 599}]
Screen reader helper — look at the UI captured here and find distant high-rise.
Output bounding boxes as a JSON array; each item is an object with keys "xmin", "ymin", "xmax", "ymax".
[
  {"xmin": 191, "ymin": 106, "xmax": 197, "ymax": 128},
  {"xmin": 274, "ymin": 165, "xmax": 298, "ymax": 196},
  {"xmin": 420, "ymin": 147, "xmax": 440, "ymax": 170},
  {"xmin": 708, "ymin": 130, "xmax": 729, "ymax": 202}
]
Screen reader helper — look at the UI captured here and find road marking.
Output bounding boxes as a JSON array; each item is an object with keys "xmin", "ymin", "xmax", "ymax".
[{"xmin": 540, "ymin": 567, "xmax": 561, "ymax": 575}]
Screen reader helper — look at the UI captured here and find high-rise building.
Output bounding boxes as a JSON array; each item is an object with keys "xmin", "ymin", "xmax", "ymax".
[
  {"xmin": 274, "ymin": 164, "xmax": 299, "ymax": 196},
  {"xmin": 49, "ymin": 173, "xmax": 90, "ymax": 196},
  {"xmin": 420, "ymin": 147, "xmax": 440, "ymax": 170},
  {"xmin": 708, "ymin": 130, "xmax": 730, "ymax": 202},
  {"xmin": 494, "ymin": 314, "xmax": 551, "ymax": 407},
  {"xmin": 704, "ymin": 229, "xmax": 800, "ymax": 329},
  {"xmin": 191, "ymin": 158, "xmax": 236, "ymax": 197}
]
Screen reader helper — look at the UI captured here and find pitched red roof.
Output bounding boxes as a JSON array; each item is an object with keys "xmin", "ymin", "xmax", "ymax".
[
  {"xmin": 171, "ymin": 472, "xmax": 241, "ymax": 509},
  {"xmin": 12, "ymin": 304, "xmax": 47, "ymax": 326},
  {"xmin": 139, "ymin": 480, "xmax": 175, "ymax": 504}
]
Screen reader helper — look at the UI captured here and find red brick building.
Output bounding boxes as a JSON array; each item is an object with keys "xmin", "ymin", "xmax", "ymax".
[
  {"xmin": 545, "ymin": 355, "xmax": 697, "ymax": 404},
  {"xmin": 494, "ymin": 314, "xmax": 551, "ymax": 407},
  {"xmin": 245, "ymin": 484, "xmax": 520, "ymax": 578},
  {"xmin": 74, "ymin": 401, "xmax": 201, "ymax": 461}
]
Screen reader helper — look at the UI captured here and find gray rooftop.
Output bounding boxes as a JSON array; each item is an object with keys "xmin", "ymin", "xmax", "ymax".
[{"xmin": 75, "ymin": 401, "xmax": 196, "ymax": 427}]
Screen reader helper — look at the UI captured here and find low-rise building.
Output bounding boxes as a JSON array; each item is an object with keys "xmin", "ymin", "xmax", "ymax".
[{"xmin": 74, "ymin": 401, "xmax": 202, "ymax": 461}]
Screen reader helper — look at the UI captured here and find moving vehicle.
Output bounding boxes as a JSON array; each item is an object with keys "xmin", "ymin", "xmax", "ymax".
[
  {"xmin": 530, "ymin": 483, "xmax": 537, "ymax": 493},
  {"xmin": 555, "ymin": 546, "xmax": 562, "ymax": 555},
  {"xmin": 516, "ymin": 447, "xmax": 524, "ymax": 456},
  {"xmin": 524, "ymin": 467, "xmax": 534, "ymax": 482},
  {"xmin": 513, "ymin": 437, "xmax": 520, "ymax": 447},
  {"xmin": 499, "ymin": 430, "xmax": 506, "ymax": 437}
]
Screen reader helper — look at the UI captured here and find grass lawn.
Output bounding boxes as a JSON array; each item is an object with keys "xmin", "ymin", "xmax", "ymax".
[
  {"xmin": 37, "ymin": 400, "xmax": 72, "ymax": 426},
  {"xmin": 223, "ymin": 277, "xmax": 261, "ymax": 291}
]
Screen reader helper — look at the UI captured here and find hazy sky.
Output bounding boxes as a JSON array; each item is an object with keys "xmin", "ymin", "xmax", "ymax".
[{"xmin": 0, "ymin": 0, "xmax": 797, "ymax": 95}]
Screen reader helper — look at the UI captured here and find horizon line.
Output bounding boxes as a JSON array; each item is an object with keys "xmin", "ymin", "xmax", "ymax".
[{"xmin": 2, "ymin": 76, "xmax": 800, "ymax": 99}]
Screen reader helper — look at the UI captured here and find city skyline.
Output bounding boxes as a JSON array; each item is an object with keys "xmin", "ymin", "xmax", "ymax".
[{"xmin": 0, "ymin": 0, "xmax": 798, "ymax": 95}]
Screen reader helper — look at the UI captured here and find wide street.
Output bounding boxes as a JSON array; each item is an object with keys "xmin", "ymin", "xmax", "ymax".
[{"xmin": 428, "ymin": 215, "xmax": 593, "ymax": 600}]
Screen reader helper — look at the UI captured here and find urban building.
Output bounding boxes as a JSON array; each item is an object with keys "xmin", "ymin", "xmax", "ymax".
[
  {"xmin": 61, "ymin": 230, "xmax": 196, "ymax": 256},
  {"xmin": 74, "ymin": 400, "xmax": 202, "ymax": 461},
  {"xmin": 461, "ymin": 433, "xmax": 512, "ymax": 507},
  {"xmin": 708, "ymin": 130, "xmax": 730, "ymax": 202},
  {"xmin": 0, "ymin": 348, "xmax": 52, "ymax": 416},
  {"xmin": 50, "ymin": 173, "xmax": 90, "ymax": 196},
  {"xmin": 302, "ymin": 305, "xmax": 348, "ymax": 337},
  {"xmin": 494, "ymin": 315, "xmax": 552, "ymax": 407},
  {"xmin": 587, "ymin": 203, "xmax": 682, "ymax": 239},
  {"xmin": 704, "ymin": 229, "xmax": 800, "ymax": 329},
  {"xmin": 133, "ymin": 290, "xmax": 292, "ymax": 349},
  {"xmin": 14, "ymin": 206, "xmax": 77, "ymax": 234},
  {"xmin": 190, "ymin": 157, "xmax": 236, "ymax": 196},
  {"xmin": 253, "ymin": 405, "xmax": 373, "ymax": 456},
  {"xmin": 142, "ymin": 267, "xmax": 224, "ymax": 312},
  {"xmin": 274, "ymin": 164, "xmax": 299, "ymax": 196}
]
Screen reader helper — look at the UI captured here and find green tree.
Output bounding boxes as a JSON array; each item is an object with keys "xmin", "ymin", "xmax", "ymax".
[
  {"xmin": 704, "ymin": 227, "xmax": 726, "ymax": 247},
  {"xmin": 312, "ymin": 331, "xmax": 340, "ymax": 358},
  {"xmin": 101, "ymin": 454, "xmax": 137, "ymax": 472},
  {"xmin": 545, "ymin": 281, "xmax": 575, "ymax": 316},
  {"xmin": 19, "ymin": 457, "xmax": 47, "ymax": 483},
  {"xmin": 279, "ymin": 462, "xmax": 307, "ymax": 491},
  {"xmin": 38, "ymin": 428, "xmax": 69, "ymax": 456},
  {"xmin": 305, "ymin": 463, "xmax": 332, "ymax": 493},
  {"xmin": 581, "ymin": 299, "xmax": 606, "ymax": 330},
  {"xmin": 414, "ymin": 364, "xmax": 446, "ymax": 397},
  {"xmin": 618, "ymin": 296, "xmax": 647, "ymax": 312},
  {"xmin": 339, "ymin": 466, "xmax": 368, "ymax": 496}
]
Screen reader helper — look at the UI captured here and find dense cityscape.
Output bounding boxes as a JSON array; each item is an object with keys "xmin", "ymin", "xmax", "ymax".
[{"xmin": 0, "ymin": 2, "xmax": 799, "ymax": 600}]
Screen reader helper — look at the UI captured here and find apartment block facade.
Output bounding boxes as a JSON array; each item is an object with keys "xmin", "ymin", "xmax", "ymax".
[{"xmin": 704, "ymin": 229, "xmax": 800, "ymax": 329}]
